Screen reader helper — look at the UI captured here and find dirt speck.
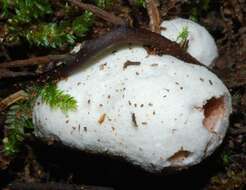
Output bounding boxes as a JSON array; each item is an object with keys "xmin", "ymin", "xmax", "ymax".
[
  {"xmin": 151, "ymin": 63, "xmax": 159, "ymax": 67},
  {"xmin": 131, "ymin": 113, "xmax": 138, "ymax": 128},
  {"xmin": 123, "ymin": 60, "xmax": 141, "ymax": 70},
  {"xmin": 98, "ymin": 113, "xmax": 106, "ymax": 125}
]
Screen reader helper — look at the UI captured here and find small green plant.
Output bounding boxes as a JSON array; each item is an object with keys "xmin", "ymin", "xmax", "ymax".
[
  {"xmin": 95, "ymin": 0, "xmax": 113, "ymax": 9},
  {"xmin": 2, "ymin": 0, "xmax": 9, "ymax": 16},
  {"xmin": 176, "ymin": 26, "xmax": 189, "ymax": 50},
  {"xmin": 25, "ymin": 23, "xmax": 76, "ymax": 48},
  {"xmin": 72, "ymin": 11, "xmax": 94, "ymax": 38},
  {"xmin": 134, "ymin": 0, "xmax": 146, "ymax": 8},
  {"xmin": 188, "ymin": 0, "xmax": 210, "ymax": 22},
  {"xmin": 3, "ymin": 83, "xmax": 77, "ymax": 156},
  {"xmin": 177, "ymin": 26, "xmax": 189, "ymax": 43},
  {"xmin": 3, "ymin": 0, "xmax": 52, "ymax": 24},
  {"xmin": 190, "ymin": 8, "xmax": 199, "ymax": 22},
  {"xmin": 221, "ymin": 151, "xmax": 232, "ymax": 166},
  {"xmin": 39, "ymin": 83, "xmax": 77, "ymax": 113},
  {"xmin": 24, "ymin": 11, "xmax": 94, "ymax": 48},
  {"xmin": 2, "ymin": 1, "xmax": 98, "ymax": 48},
  {"xmin": 3, "ymin": 99, "xmax": 34, "ymax": 156}
]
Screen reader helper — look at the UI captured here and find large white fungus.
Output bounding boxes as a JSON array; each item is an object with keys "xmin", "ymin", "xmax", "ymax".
[
  {"xmin": 33, "ymin": 45, "xmax": 231, "ymax": 173},
  {"xmin": 161, "ymin": 18, "xmax": 218, "ymax": 67}
]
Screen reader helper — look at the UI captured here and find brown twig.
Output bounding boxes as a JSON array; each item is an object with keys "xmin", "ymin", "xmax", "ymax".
[
  {"xmin": 0, "ymin": 90, "xmax": 28, "ymax": 111},
  {"xmin": 66, "ymin": 0, "xmax": 125, "ymax": 26},
  {"xmin": 0, "ymin": 54, "xmax": 70, "ymax": 79},
  {"xmin": 0, "ymin": 68, "xmax": 35, "ymax": 79},
  {"xmin": 146, "ymin": 0, "xmax": 161, "ymax": 33},
  {"xmin": 0, "ymin": 54, "xmax": 68, "ymax": 69},
  {"xmin": 8, "ymin": 182, "xmax": 114, "ymax": 190}
]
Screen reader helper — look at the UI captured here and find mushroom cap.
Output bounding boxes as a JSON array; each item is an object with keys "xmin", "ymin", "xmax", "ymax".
[
  {"xmin": 161, "ymin": 18, "xmax": 218, "ymax": 67},
  {"xmin": 33, "ymin": 46, "xmax": 231, "ymax": 172}
]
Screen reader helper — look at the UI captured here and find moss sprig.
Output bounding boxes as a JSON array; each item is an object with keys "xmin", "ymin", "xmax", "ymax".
[
  {"xmin": 1, "ymin": 0, "xmax": 9, "ymax": 16},
  {"xmin": 134, "ymin": 0, "xmax": 146, "ymax": 8},
  {"xmin": 72, "ymin": 11, "xmax": 94, "ymax": 38},
  {"xmin": 3, "ymin": 98, "xmax": 34, "ymax": 156},
  {"xmin": 25, "ymin": 23, "xmax": 76, "ymax": 48},
  {"xmin": 39, "ymin": 83, "xmax": 77, "ymax": 113},
  {"xmin": 176, "ymin": 26, "xmax": 189, "ymax": 50},
  {"xmin": 3, "ymin": 83, "xmax": 77, "ymax": 156},
  {"xmin": 94, "ymin": 0, "xmax": 114, "ymax": 9},
  {"xmin": 3, "ymin": 1, "xmax": 95, "ymax": 48},
  {"xmin": 4, "ymin": 0, "xmax": 52, "ymax": 24}
]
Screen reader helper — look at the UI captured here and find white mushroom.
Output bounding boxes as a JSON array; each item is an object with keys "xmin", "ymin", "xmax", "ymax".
[
  {"xmin": 33, "ymin": 46, "xmax": 231, "ymax": 172},
  {"xmin": 161, "ymin": 18, "xmax": 218, "ymax": 67}
]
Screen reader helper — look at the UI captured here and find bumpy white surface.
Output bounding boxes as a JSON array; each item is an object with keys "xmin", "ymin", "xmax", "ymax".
[
  {"xmin": 161, "ymin": 18, "xmax": 218, "ymax": 67},
  {"xmin": 33, "ymin": 47, "xmax": 231, "ymax": 172}
]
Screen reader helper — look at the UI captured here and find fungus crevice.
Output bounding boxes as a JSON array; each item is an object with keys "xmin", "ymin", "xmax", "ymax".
[
  {"xmin": 167, "ymin": 149, "xmax": 192, "ymax": 163},
  {"xmin": 203, "ymin": 96, "xmax": 225, "ymax": 132}
]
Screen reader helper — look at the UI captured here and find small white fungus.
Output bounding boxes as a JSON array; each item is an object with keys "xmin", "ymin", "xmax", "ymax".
[
  {"xmin": 161, "ymin": 18, "xmax": 219, "ymax": 67},
  {"xmin": 33, "ymin": 46, "xmax": 231, "ymax": 172}
]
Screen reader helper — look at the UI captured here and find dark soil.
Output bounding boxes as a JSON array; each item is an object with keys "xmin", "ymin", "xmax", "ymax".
[{"xmin": 0, "ymin": 1, "xmax": 245, "ymax": 190}]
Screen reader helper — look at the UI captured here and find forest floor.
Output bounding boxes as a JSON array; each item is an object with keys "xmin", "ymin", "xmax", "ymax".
[{"xmin": 0, "ymin": 0, "xmax": 245, "ymax": 190}]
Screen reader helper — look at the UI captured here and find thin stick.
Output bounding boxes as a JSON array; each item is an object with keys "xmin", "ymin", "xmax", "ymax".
[
  {"xmin": 146, "ymin": 0, "xmax": 161, "ymax": 33},
  {"xmin": 0, "ymin": 54, "xmax": 67, "ymax": 68},
  {"xmin": 0, "ymin": 90, "xmax": 28, "ymax": 111},
  {"xmin": 0, "ymin": 68, "xmax": 35, "ymax": 79},
  {"xmin": 9, "ymin": 182, "xmax": 114, "ymax": 190},
  {"xmin": 67, "ymin": 0, "xmax": 125, "ymax": 25}
]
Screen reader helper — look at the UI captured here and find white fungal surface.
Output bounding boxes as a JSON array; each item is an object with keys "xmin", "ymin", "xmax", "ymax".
[
  {"xmin": 33, "ymin": 46, "xmax": 231, "ymax": 172},
  {"xmin": 161, "ymin": 18, "xmax": 218, "ymax": 67}
]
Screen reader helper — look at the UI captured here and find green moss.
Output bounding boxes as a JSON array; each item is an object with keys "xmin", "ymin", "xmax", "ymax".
[
  {"xmin": 134, "ymin": 0, "xmax": 146, "ymax": 8},
  {"xmin": 3, "ymin": 83, "xmax": 77, "ymax": 156},
  {"xmin": 176, "ymin": 26, "xmax": 189, "ymax": 50},
  {"xmin": 1, "ymin": 0, "xmax": 9, "ymax": 16},
  {"xmin": 23, "ymin": 11, "xmax": 94, "ymax": 48},
  {"xmin": 72, "ymin": 11, "xmax": 94, "ymax": 38},
  {"xmin": 25, "ymin": 23, "xmax": 76, "ymax": 48},
  {"xmin": 95, "ymin": 0, "xmax": 113, "ymax": 9},
  {"xmin": 39, "ymin": 83, "xmax": 77, "ymax": 113},
  {"xmin": 3, "ymin": 99, "xmax": 34, "ymax": 156},
  {"xmin": 177, "ymin": 26, "xmax": 189, "ymax": 42},
  {"xmin": 3, "ymin": 1, "xmax": 96, "ymax": 48},
  {"xmin": 6, "ymin": 0, "xmax": 52, "ymax": 24}
]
